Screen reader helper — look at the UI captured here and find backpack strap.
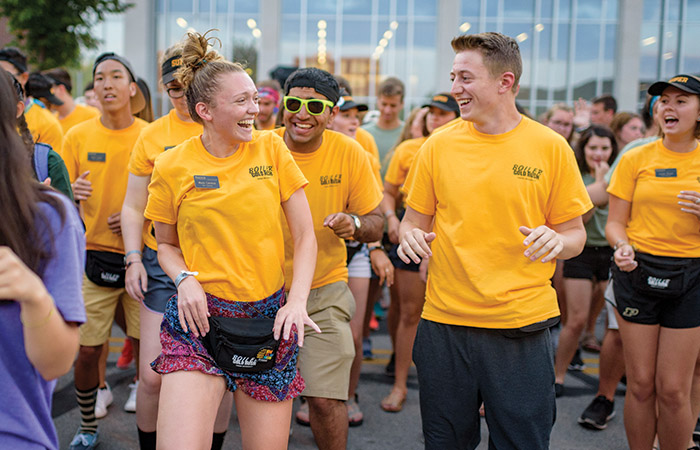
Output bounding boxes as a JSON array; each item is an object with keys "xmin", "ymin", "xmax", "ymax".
[{"xmin": 33, "ymin": 143, "xmax": 51, "ymax": 182}]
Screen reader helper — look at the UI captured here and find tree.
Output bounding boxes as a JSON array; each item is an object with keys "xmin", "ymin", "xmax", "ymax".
[{"xmin": 0, "ymin": 0, "xmax": 132, "ymax": 70}]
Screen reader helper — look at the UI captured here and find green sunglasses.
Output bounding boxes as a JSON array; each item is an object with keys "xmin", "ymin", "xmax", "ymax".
[{"xmin": 283, "ymin": 96, "xmax": 335, "ymax": 115}]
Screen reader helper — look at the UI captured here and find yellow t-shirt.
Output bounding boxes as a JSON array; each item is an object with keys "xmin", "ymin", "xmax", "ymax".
[
  {"xmin": 274, "ymin": 128, "xmax": 383, "ymax": 289},
  {"xmin": 144, "ymin": 132, "xmax": 308, "ymax": 301},
  {"xmin": 384, "ymin": 136, "xmax": 428, "ymax": 187},
  {"xmin": 607, "ymin": 139, "xmax": 700, "ymax": 257},
  {"xmin": 62, "ymin": 117, "xmax": 148, "ymax": 253},
  {"xmin": 25, "ymin": 100, "xmax": 64, "ymax": 154},
  {"xmin": 356, "ymin": 127, "xmax": 382, "ymax": 186},
  {"xmin": 404, "ymin": 117, "xmax": 592, "ymax": 328},
  {"xmin": 58, "ymin": 104, "xmax": 100, "ymax": 134},
  {"xmin": 129, "ymin": 109, "xmax": 203, "ymax": 251}
]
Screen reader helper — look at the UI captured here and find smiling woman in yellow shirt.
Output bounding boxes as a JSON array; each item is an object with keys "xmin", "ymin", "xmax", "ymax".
[{"xmin": 143, "ymin": 30, "xmax": 318, "ymax": 450}]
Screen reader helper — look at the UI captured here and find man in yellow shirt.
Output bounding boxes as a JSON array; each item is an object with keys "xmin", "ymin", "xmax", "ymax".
[
  {"xmin": 43, "ymin": 68, "xmax": 100, "ymax": 134},
  {"xmin": 0, "ymin": 47, "xmax": 64, "ymax": 153},
  {"xmin": 62, "ymin": 52, "xmax": 147, "ymax": 450},
  {"xmin": 276, "ymin": 68, "xmax": 384, "ymax": 450},
  {"xmin": 397, "ymin": 32, "xmax": 591, "ymax": 449}
]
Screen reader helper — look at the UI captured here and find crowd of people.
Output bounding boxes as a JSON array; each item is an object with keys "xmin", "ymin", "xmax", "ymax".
[{"xmin": 0, "ymin": 26, "xmax": 699, "ymax": 450}]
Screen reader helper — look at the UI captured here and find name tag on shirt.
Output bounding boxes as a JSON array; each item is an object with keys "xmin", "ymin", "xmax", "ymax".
[
  {"xmin": 87, "ymin": 152, "xmax": 106, "ymax": 162},
  {"xmin": 655, "ymin": 168, "xmax": 677, "ymax": 178},
  {"xmin": 194, "ymin": 175, "xmax": 220, "ymax": 189}
]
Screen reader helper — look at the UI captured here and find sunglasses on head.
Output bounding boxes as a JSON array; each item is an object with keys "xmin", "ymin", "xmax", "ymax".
[{"xmin": 283, "ymin": 96, "xmax": 334, "ymax": 115}]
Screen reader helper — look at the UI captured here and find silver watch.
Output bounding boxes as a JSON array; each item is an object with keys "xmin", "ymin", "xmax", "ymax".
[
  {"xmin": 348, "ymin": 213, "xmax": 361, "ymax": 231},
  {"xmin": 174, "ymin": 270, "xmax": 199, "ymax": 288}
]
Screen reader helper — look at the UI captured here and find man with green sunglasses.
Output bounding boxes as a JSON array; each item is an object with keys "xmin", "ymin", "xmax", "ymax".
[{"xmin": 274, "ymin": 67, "xmax": 384, "ymax": 450}]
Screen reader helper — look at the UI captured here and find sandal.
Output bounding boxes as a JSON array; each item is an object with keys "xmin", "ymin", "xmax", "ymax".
[
  {"xmin": 346, "ymin": 394, "xmax": 364, "ymax": 426},
  {"xmin": 381, "ymin": 389, "xmax": 406, "ymax": 413}
]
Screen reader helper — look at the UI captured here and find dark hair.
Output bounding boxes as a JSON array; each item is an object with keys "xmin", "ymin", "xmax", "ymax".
[
  {"xmin": 451, "ymin": 32, "xmax": 522, "ymax": 93},
  {"xmin": 0, "ymin": 47, "xmax": 28, "ymax": 74},
  {"xmin": 334, "ymin": 75, "xmax": 352, "ymax": 95},
  {"xmin": 177, "ymin": 30, "xmax": 245, "ymax": 125},
  {"xmin": 0, "ymin": 69, "xmax": 64, "ymax": 271},
  {"xmin": 43, "ymin": 68, "xmax": 72, "ymax": 92},
  {"xmin": 84, "ymin": 81, "xmax": 94, "ymax": 92},
  {"xmin": 284, "ymin": 67, "xmax": 340, "ymax": 104},
  {"xmin": 9, "ymin": 74, "xmax": 35, "ymax": 152},
  {"xmin": 135, "ymin": 78, "xmax": 153, "ymax": 122},
  {"xmin": 592, "ymin": 94, "xmax": 617, "ymax": 114},
  {"xmin": 574, "ymin": 125, "xmax": 619, "ymax": 174}
]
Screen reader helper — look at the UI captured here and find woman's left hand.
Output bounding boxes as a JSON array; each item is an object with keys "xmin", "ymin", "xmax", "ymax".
[
  {"xmin": 0, "ymin": 247, "xmax": 49, "ymax": 305},
  {"xmin": 678, "ymin": 190, "xmax": 700, "ymax": 220},
  {"xmin": 273, "ymin": 295, "xmax": 321, "ymax": 348}
]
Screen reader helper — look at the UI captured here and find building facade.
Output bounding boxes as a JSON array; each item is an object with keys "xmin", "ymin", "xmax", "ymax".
[{"xmin": 91, "ymin": 0, "xmax": 700, "ymax": 117}]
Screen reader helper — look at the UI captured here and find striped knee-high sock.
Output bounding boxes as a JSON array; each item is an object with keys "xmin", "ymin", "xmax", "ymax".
[{"xmin": 75, "ymin": 386, "xmax": 99, "ymax": 434}]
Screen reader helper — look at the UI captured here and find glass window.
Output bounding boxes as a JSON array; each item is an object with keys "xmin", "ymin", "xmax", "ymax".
[
  {"xmin": 577, "ymin": 0, "xmax": 603, "ymax": 19},
  {"xmin": 667, "ymin": 0, "xmax": 682, "ymax": 21},
  {"xmin": 283, "ymin": 0, "xmax": 302, "ymax": 14},
  {"xmin": 504, "ymin": 0, "xmax": 534, "ymax": 18},
  {"xmin": 216, "ymin": 0, "xmax": 226, "ymax": 13},
  {"xmin": 558, "ymin": 0, "xmax": 571, "ymax": 20},
  {"xmin": 169, "ymin": 0, "xmax": 192, "ymax": 13},
  {"xmin": 643, "ymin": 0, "xmax": 661, "ymax": 21},
  {"xmin": 414, "ymin": 21, "xmax": 436, "ymax": 47},
  {"xmin": 198, "ymin": 0, "xmax": 210, "ymax": 13},
  {"xmin": 606, "ymin": 0, "xmax": 618, "ymax": 20},
  {"xmin": 461, "ymin": 1, "xmax": 479, "ymax": 17},
  {"xmin": 682, "ymin": 24, "xmax": 700, "ymax": 73},
  {"xmin": 414, "ymin": 1, "xmax": 436, "ymax": 16},
  {"xmin": 309, "ymin": 0, "xmax": 337, "ymax": 15},
  {"xmin": 235, "ymin": 0, "xmax": 258, "ymax": 14},
  {"xmin": 556, "ymin": 24, "xmax": 570, "ymax": 61},
  {"xmin": 343, "ymin": 0, "xmax": 372, "ymax": 15},
  {"xmin": 540, "ymin": 0, "xmax": 554, "ymax": 19}
]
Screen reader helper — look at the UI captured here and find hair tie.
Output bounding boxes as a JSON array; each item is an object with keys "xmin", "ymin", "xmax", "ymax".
[{"xmin": 196, "ymin": 59, "xmax": 207, "ymax": 67}]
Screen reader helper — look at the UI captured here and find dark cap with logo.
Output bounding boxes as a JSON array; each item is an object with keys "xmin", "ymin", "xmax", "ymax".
[
  {"xmin": 337, "ymin": 88, "xmax": 368, "ymax": 112},
  {"xmin": 25, "ymin": 72, "xmax": 63, "ymax": 106},
  {"xmin": 423, "ymin": 93, "xmax": 459, "ymax": 114},
  {"xmin": 161, "ymin": 54, "xmax": 183, "ymax": 85},
  {"xmin": 648, "ymin": 74, "xmax": 700, "ymax": 96}
]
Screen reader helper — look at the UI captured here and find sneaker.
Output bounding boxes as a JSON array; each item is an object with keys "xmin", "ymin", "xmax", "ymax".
[
  {"xmin": 124, "ymin": 381, "xmax": 138, "ymax": 413},
  {"xmin": 117, "ymin": 338, "xmax": 134, "ymax": 370},
  {"xmin": 578, "ymin": 395, "xmax": 615, "ymax": 430},
  {"xmin": 362, "ymin": 338, "xmax": 373, "ymax": 360},
  {"xmin": 385, "ymin": 353, "xmax": 395, "ymax": 377},
  {"xmin": 94, "ymin": 382, "xmax": 113, "ymax": 419},
  {"xmin": 568, "ymin": 348, "xmax": 586, "ymax": 371},
  {"xmin": 69, "ymin": 429, "xmax": 99, "ymax": 450},
  {"xmin": 295, "ymin": 398, "xmax": 310, "ymax": 426},
  {"xmin": 346, "ymin": 394, "xmax": 364, "ymax": 427}
]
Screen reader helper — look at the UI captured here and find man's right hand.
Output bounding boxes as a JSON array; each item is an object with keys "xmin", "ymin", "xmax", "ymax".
[
  {"xmin": 397, "ymin": 229, "xmax": 436, "ymax": 264},
  {"xmin": 72, "ymin": 171, "xmax": 92, "ymax": 201}
]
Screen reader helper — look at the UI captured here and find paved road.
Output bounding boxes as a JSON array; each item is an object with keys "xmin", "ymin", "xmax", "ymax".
[{"xmin": 53, "ymin": 318, "xmax": 630, "ymax": 449}]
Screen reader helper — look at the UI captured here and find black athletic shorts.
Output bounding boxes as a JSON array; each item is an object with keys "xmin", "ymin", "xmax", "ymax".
[
  {"xmin": 612, "ymin": 252, "xmax": 700, "ymax": 328},
  {"xmin": 562, "ymin": 245, "xmax": 613, "ymax": 281}
]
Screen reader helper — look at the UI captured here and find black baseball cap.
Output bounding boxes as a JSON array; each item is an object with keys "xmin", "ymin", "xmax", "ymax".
[
  {"xmin": 337, "ymin": 88, "xmax": 368, "ymax": 112},
  {"xmin": 648, "ymin": 74, "xmax": 700, "ymax": 96},
  {"xmin": 25, "ymin": 72, "xmax": 63, "ymax": 106},
  {"xmin": 92, "ymin": 52, "xmax": 146, "ymax": 114},
  {"xmin": 161, "ymin": 54, "xmax": 183, "ymax": 85},
  {"xmin": 423, "ymin": 93, "xmax": 459, "ymax": 114}
]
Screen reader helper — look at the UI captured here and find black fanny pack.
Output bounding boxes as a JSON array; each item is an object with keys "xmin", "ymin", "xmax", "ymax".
[
  {"xmin": 85, "ymin": 250, "xmax": 126, "ymax": 288},
  {"xmin": 345, "ymin": 240, "xmax": 362, "ymax": 265},
  {"xmin": 632, "ymin": 253, "xmax": 690, "ymax": 298},
  {"xmin": 201, "ymin": 316, "xmax": 279, "ymax": 373}
]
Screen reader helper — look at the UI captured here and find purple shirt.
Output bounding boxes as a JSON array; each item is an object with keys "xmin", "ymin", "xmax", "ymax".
[{"xmin": 0, "ymin": 194, "xmax": 86, "ymax": 450}]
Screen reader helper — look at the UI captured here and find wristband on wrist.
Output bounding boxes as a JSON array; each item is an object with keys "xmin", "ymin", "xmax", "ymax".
[
  {"xmin": 21, "ymin": 302, "xmax": 55, "ymax": 329},
  {"xmin": 368, "ymin": 245, "xmax": 384, "ymax": 253},
  {"xmin": 126, "ymin": 260, "xmax": 143, "ymax": 269},
  {"xmin": 124, "ymin": 250, "xmax": 143, "ymax": 266},
  {"xmin": 175, "ymin": 270, "xmax": 199, "ymax": 288},
  {"xmin": 384, "ymin": 210, "xmax": 396, "ymax": 218}
]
